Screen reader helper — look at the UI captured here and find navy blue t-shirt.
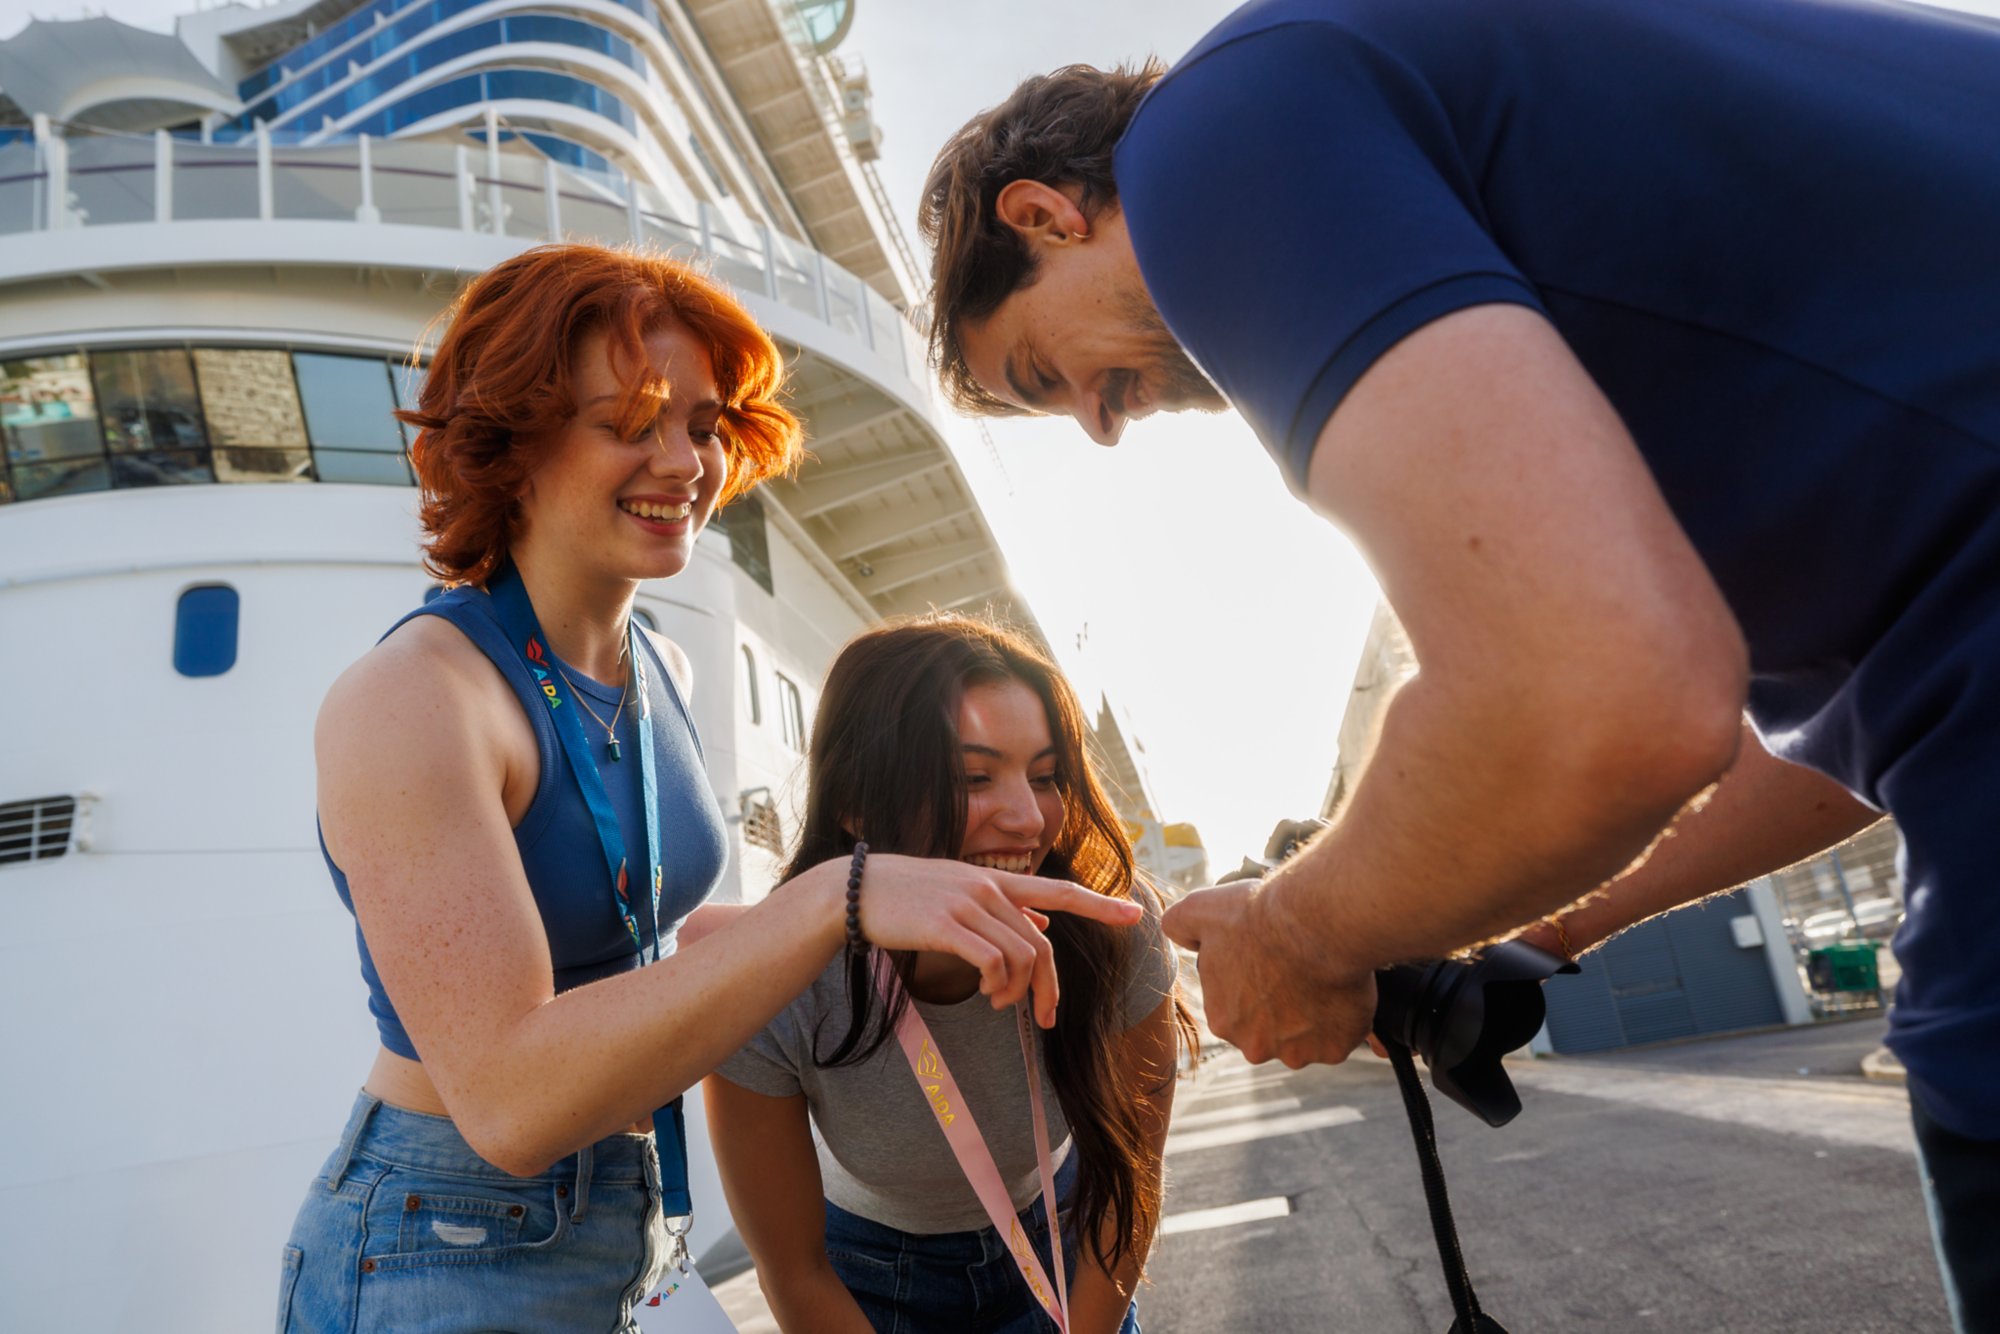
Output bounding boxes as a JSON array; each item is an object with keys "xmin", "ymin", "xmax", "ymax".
[{"xmin": 1116, "ymin": 0, "xmax": 2000, "ymax": 1136}]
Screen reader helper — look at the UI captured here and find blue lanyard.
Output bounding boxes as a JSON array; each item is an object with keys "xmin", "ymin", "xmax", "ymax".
[
  {"xmin": 487, "ymin": 564, "xmax": 663, "ymax": 963},
  {"xmin": 485, "ymin": 564, "xmax": 692, "ymax": 1213}
]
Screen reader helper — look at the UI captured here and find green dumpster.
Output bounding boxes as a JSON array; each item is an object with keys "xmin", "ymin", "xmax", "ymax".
[{"xmin": 1807, "ymin": 941, "xmax": 1880, "ymax": 993}]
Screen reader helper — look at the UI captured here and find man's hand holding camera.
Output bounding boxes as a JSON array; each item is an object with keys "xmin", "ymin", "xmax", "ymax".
[{"xmin": 1162, "ymin": 876, "xmax": 1377, "ymax": 1068}]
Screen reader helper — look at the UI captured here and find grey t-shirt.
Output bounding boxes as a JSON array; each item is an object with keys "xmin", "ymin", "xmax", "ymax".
[{"xmin": 716, "ymin": 897, "xmax": 1179, "ymax": 1234}]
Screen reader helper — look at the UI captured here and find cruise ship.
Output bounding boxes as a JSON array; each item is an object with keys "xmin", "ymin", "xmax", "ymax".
[{"xmin": 0, "ymin": 2, "xmax": 1193, "ymax": 1325}]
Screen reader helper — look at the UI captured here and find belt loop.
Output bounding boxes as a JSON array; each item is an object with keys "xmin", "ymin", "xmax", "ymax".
[
  {"xmin": 570, "ymin": 1141, "xmax": 594, "ymax": 1223},
  {"xmin": 326, "ymin": 1091, "xmax": 382, "ymax": 1192}
]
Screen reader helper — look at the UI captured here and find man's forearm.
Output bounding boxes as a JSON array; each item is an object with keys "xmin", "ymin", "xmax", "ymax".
[
  {"xmin": 1531, "ymin": 723, "xmax": 1879, "ymax": 953},
  {"xmin": 1265, "ymin": 673, "xmax": 1740, "ymax": 969}
]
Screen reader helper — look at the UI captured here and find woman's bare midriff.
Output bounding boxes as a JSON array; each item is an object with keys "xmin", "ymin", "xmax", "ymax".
[
  {"xmin": 364, "ymin": 1047, "xmax": 653, "ymax": 1137},
  {"xmin": 350, "ymin": 631, "xmax": 650, "ymax": 1141}
]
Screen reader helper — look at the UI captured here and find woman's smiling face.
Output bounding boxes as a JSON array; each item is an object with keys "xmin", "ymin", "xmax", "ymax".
[
  {"xmin": 955, "ymin": 677, "xmax": 1066, "ymax": 875},
  {"xmin": 516, "ymin": 320, "xmax": 729, "ymax": 583}
]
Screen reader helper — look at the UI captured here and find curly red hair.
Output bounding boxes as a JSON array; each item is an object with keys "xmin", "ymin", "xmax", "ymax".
[{"xmin": 399, "ymin": 244, "xmax": 803, "ymax": 585}]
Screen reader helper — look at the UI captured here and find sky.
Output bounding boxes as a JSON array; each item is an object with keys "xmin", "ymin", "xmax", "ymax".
[
  {"xmin": 840, "ymin": 1, "xmax": 1381, "ymax": 869},
  {"xmin": 8, "ymin": 0, "xmax": 1384, "ymax": 870}
]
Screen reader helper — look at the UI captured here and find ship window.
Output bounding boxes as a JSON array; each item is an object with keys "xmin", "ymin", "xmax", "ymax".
[
  {"xmin": 776, "ymin": 672, "xmax": 805, "ymax": 751},
  {"xmin": 390, "ymin": 359, "xmax": 427, "ymax": 449},
  {"xmin": 740, "ymin": 645, "xmax": 761, "ymax": 724},
  {"xmin": 295, "ymin": 352, "xmax": 411, "ymax": 485},
  {"xmin": 0, "ymin": 795, "xmax": 77, "ymax": 867},
  {"xmin": 740, "ymin": 789, "xmax": 784, "ymax": 855},
  {"xmin": 174, "ymin": 584, "xmax": 240, "ymax": 677},
  {"xmin": 314, "ymin": 450, "xmax": 412, "ymax": 485},
  {"xmin": 92, "ymin": 349, "xmax": 209, "ymax": 454},
  {"xmin": 687, "ymin": 134, "xmax": 730, "ymax": 196},
  {"xmin": 195, "ymin": 349, "xmax": 314, "ymax": 484},
  {"xmin": 7, "ymin": 456, "xmax": 110, "ymax": 500},
  {"xmin": 110, "ymin": 449, "xmax": 215, "ymax": 488},
  {"xmin": 213, "ymin": 447, "xmax": 314, "ymax": 484},
  {"xmin": 3, "ymin": 353, "xmax": 110, "ymax": 501},
  {"xmin": 709, "ymin": 493, "xmax": 774, "ymax": 595},
  {"xmin": 631, "ymin": 605, "xmax": 658, "ymax": 631}
]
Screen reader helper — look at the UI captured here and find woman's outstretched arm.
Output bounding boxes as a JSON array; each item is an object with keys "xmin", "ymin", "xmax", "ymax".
[
  {"xmin": 703, "ymin": 1077, "xmax": 874, "ymax": 1334},
  {"xmin": 1068, "ymin": 996, "xmax": 1180, "ymax": 1334},
  {"xmin": 318, "ymin": 623, "xmax": 1143, "ymax": 1177}
]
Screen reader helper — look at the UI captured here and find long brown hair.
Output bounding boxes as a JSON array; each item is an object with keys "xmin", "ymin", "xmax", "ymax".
[
  {"xmin": 398, "ymin": 243, "xmax": 803, "ymax": 586},
  {"xmin": 781, "ymin": 613, "xmax": 1198, "ymax": 1273}
]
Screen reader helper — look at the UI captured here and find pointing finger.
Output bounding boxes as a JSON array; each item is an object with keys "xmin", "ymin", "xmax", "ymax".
[{"xmin": 996, "ymin": 875, "xmax": 1142, "ymax": 925}]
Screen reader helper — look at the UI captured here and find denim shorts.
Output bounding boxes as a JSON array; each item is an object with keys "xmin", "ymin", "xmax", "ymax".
[
  {"xmin": 276, "ymin": 1092, "xmax": 670, "ymax": 1334},
  {"xmin": 823, "ymin": 1153, "xmax": 1142, "ymax": 1334}
]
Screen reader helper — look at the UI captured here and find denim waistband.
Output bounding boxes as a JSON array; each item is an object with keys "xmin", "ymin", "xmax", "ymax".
[{"xmin": 328, "ymin": 1090, "xmax": 657, "ymax": 1187}]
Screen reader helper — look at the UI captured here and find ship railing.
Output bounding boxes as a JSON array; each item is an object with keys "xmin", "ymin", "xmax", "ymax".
[{"xmin": 0, "ymin": 117, "xmax": 932, "ymax": 395}]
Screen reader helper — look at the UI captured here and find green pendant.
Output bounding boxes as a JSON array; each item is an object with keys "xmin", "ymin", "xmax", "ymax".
[{"xmin": 607, "ymin": 737, "xmax": 622, "ymax": 762}]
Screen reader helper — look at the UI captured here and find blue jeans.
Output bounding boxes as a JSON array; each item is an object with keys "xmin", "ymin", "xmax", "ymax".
[
  {"xmin": 1913, "ymin": 1089, "xmax": 2000, "ymax": 1334},
  {"xmin": 822, "ymin": 1153, "xmax": 1142, "ymax": 1334},
  {"xmin": 276, "ymin": 1092, "xmax": 670, "ymax": 1333}
]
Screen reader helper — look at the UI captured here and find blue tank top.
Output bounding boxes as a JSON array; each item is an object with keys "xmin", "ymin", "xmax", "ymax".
[{"xmin": 321, "ymin": 585, "xmax": 730, "ymax": 1061}]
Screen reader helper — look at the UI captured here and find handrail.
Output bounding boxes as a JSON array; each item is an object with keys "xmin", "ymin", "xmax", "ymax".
[{"xmin": 4, "ymin": 120, "xmax": 923, "ymax": 391}]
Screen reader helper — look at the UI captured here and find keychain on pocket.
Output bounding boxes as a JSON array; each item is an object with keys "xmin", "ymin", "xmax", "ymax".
[{"xmin": 664, "ymin": 1214, "xmax": 693, "ymax": 1272}]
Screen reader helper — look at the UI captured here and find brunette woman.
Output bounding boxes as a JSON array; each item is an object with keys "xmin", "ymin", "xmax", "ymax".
[
  {"xmin": 278, "ymin": 246, "xmax": 1137, "ymax": 1333},
  {"xmin": 708, "ymin": 615, "xmax": 1198, "ymax": 1334}
]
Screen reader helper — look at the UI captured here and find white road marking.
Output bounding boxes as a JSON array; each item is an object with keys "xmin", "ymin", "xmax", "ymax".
[
  {"xmin": 1507, "ymin": 1062, "xmax": 1917, "ymax": 1154},
  {"xmin": 1184, "ymin": 1066, "xmax": 1304, "ymax": 1102},
  {"xmin": 1159, "ymin": 1195, "xmax": 1293, "ymax": 1236},
  {"xmin": 1165, "ymin": 1105, "xmax": 1364, "ymax": 1155},
  {"xmin": 1170, "ymin": 1096, "xmax": 1302, "ymax": 1130}
]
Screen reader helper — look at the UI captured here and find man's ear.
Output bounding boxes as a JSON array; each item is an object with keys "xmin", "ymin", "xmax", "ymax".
[{"xmin": 994, "ymin": 180, "xmax": 1092, "ymax": 245}]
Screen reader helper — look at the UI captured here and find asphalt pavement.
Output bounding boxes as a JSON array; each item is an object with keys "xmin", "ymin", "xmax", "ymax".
[
  {"xmin": 1146, "ymin": 1017, "xmax": 1942, "ymax": 1332},
  {"xmin": 714, "ymin": 1017, "xmax": 1946, "ymax": 1332}
]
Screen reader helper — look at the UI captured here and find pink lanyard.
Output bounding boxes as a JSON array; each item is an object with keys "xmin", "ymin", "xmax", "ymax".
[{"xmin": 873, "ymin": 956, "xmax": 1070, "ymax": 1333}]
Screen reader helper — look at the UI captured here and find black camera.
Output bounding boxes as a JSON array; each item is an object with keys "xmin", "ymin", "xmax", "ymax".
[
  {"xmin": 1227, "ymin": 818, "xmax": 1583, "ymax": 1332},
  {"xmin": 1226, "ymin": 817, "xmax": 1578, "ymax": 1123},
  {"xmin": 1373, "ymin": 940, "xmax": 1579, "ymax": 1127}
]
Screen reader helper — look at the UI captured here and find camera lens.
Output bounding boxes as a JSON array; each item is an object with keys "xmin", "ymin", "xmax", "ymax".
[{"xmin": 1372, "ymin": 939, "xmax": 1578, "ymax": 1127}]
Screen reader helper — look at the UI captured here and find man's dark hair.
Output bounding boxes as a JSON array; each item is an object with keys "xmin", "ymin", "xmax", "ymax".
[{"xmin": 918, "ymin": 59, "xmax": 1165, "ymax": 415}]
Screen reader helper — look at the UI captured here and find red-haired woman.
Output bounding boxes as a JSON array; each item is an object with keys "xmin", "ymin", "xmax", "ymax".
[
  {"xmin": 708, "ymin": 615, "xmax": 1198, "ymax": 1334},
  {"xmin": 277, "ymin": 246, "xmax": 1139, "ymax": 1333}
]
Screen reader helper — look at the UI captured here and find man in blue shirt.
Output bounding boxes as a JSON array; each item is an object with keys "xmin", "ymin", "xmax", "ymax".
[{"xmin": 919, "ymin": 0, "xmax": 2000, "ymax": 1325}]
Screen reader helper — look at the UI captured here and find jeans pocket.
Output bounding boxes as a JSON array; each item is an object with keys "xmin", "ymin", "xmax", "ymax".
[
  {"xmin": 274, "ymin": 1245, "xmax": 303, "ymax": 1333},
  {"xmin": 394, "ymin": 1190, "xmax": 530, "ymax": 1256},
  {"xmin": 827, "ymin": 1247, "xmax": 902, "ymax": 1299},
  {"xmin": 365, "ymin": 1176, "xmax": 562, "ymax": 1271}
]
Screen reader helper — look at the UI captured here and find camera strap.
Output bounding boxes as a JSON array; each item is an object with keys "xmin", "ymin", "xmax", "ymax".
[{"xmin": 1385, "ymin": 1040, "xmax": 1510, "ymax": 1334}]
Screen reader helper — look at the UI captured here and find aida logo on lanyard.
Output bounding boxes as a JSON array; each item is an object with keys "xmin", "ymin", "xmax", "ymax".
[
  {"xmin": 484, "ymin": 564, "xmax": 698, "ymax": 1220},
  {"xmin": 487, "ymin": 564, "xmax": 664, "ymax": 961},
  {"xmin": 874, "ymin": 956, "xmax": 1071, "ymax": 1333}
]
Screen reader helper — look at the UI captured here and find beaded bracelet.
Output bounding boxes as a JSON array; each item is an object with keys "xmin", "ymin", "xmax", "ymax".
[{"xmin": 844, "ymin": 841, "xmax": 870, "ymax": 955}]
